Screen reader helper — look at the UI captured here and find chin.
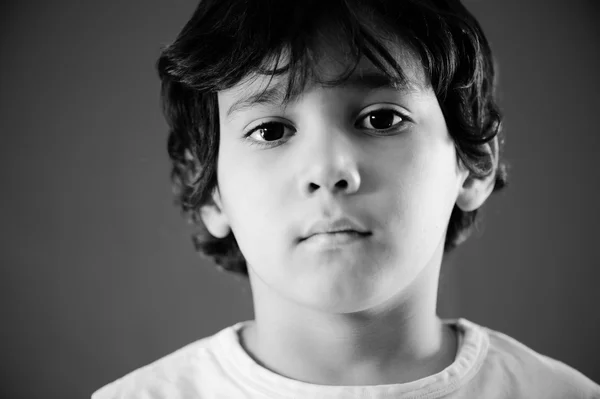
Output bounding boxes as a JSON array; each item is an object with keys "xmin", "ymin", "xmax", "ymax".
[{"xmin": 288, "ymin": 276, "xmax": 397, "ymax": 314}]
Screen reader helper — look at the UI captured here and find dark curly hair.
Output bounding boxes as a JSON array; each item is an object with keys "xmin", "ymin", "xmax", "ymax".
[{"xmin": 156, "ymin": 0, "xmax": 508, "ymax": 277}]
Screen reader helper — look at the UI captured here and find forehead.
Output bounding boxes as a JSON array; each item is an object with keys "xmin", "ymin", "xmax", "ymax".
[{"xmin": 218, "ymin": 37, "xmax": 428, "ymax": 117}]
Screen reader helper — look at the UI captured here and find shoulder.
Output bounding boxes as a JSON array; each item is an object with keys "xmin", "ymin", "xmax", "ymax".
[
  {"xmin": 91, "ymin": 325, "xmax": 232, "ymax": 399},
  {"xmin": 471, "ymin": 320, "xmax": 600, "ymax": 398}
]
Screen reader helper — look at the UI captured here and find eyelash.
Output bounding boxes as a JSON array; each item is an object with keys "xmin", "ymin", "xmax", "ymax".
[{"xmin": 243, "ymin": 108, "xmax": 410, "ymax": 149}]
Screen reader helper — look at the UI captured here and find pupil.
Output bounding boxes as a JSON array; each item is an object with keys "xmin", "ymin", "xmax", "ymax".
[
  {"xmin": 260, "ymin": 124, "xmax": 284, "ymax": 141},
  {"xmin": 370, "ymin": 111, "xmax": 394, "ymax": 129}
]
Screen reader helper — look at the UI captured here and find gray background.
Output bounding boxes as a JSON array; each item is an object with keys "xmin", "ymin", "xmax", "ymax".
[{"xmin": 1, "ymin": 1, "xmax": 599, "ymax": 398}]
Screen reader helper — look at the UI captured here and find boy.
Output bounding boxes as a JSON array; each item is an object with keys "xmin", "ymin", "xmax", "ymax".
[{"xmin": 94, "ymin": 0, "xmax": 600, "ymax": 397}]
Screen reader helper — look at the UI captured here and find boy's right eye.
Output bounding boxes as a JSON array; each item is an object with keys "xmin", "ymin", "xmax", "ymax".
[{"xmin": 244, "ymin": 121, "xmax": 296, "ymax": 148}]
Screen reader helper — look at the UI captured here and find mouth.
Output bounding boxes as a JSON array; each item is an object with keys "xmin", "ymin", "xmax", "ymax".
[
  {"xmin": 303, "ymin": 229, "xmax": 370, "ymax": 238},
  {"xmin": 300, "ymin": 230, "xmax": 372, "ymax": 245},
  {"xmin": 300, "ymin": 215, "xmax": 372, "ymax": 244}
]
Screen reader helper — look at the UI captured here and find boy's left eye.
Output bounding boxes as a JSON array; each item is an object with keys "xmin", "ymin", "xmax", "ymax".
[{"xmin": 356, "ymin": 109, "xmax": 405, "ymax": 131}]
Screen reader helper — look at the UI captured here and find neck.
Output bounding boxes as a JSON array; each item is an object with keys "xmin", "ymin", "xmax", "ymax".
[{"xmin": 241, "ymin": 244, "xmax": 458, "ymax": 386}]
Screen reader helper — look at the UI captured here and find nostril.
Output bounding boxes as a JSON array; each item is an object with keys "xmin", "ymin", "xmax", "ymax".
[
  {"xmin": 335, "ymin": 179, "xmax": 348, "ymax": 189},
  {"xmin": 307, "ymin": 179, "xmax": 349, "ymax": 194}
]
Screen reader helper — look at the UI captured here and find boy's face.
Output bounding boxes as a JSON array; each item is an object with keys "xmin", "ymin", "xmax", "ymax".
[{"xmin": 210, "ymin": 42, "xmax": 470, "ymax": 313}]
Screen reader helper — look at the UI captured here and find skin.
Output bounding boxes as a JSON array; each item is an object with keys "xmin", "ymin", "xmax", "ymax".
[{"xmin": 201, "ymin": 40, "xmax": 497, "ymax": 385}]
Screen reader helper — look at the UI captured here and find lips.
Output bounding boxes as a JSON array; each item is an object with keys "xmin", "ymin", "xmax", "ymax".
[{"xmin": 300, "ymin": 217, "xmax": 371, "ymax": 241}]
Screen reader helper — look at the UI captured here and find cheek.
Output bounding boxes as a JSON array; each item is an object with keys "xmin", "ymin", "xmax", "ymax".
[
  {"xmin": 217, "ymin": 149, "xmax": 289, "ymax": 253},
  {"xmin": 379, "ymin": 138, "xmax": 460, "ymax": 253}
]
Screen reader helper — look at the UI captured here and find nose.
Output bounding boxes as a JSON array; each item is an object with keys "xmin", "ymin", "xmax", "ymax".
[{"xmin": 299, "ymin": 127, "xmax": 361, "ymax": 197}]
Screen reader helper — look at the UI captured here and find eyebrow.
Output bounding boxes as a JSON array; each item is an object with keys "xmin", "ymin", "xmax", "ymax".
[
  {"xmin": 225, "ymin": 72, "xmax": 416, "ymax": 118},
  {"xmin": 226, "ymin": 84, "xmax": 288, "ymax": 118}
]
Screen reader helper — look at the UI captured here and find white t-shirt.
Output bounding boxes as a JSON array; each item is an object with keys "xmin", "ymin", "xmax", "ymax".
[{"xmin": 92, "ymin": 318, "xmax": 600, "ymax": 398}]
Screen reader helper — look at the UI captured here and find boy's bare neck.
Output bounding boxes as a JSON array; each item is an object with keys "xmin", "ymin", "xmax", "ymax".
[
  {"xmin": 241, "ymin": 313, "xmax": 457, "ymax": 385},
  {"xmin": 240, "ymin": 249, "xmax": 457, "ymax": 386}
]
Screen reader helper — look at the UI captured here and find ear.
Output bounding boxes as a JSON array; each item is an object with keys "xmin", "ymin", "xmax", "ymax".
[
  {"xmin": 456, "ymin": 138, "xmax": 498, "ymax": 212},
  {"xmin": 199, "ymin": 187, "xmax": 231, "ymax": 238}
]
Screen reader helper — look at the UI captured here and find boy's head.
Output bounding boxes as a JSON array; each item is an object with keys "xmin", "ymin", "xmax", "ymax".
[{"xmin": 156, "ymin": 0, "xmax": 508, "ymax": 297}]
